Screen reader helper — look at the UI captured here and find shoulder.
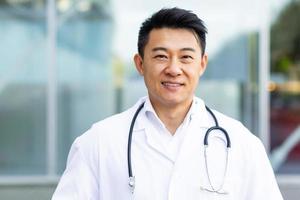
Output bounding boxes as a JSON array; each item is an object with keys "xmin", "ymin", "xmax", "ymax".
[
  {"xmin": 208, "ymin": 107, "xmax": 264, "ymax": 150},
  {"xmin": 208, "ymin": 108, "xmax": 269, "ymax": 169},
  {"xmin": 73, "ymin": 99, "xmax": 145, "ymax": 151},
  {"xmin": 195, "ymin": 97, "xmax": 262, "ymax": 145},
  {"xmin": 91, "ymin": 99, "xmax": 145, "ymax": 135}
]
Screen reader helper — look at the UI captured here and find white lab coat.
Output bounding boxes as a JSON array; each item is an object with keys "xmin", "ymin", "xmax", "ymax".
[{"xmin": 52, "ymin": 97, "xmax": 283, "ymax": 200}]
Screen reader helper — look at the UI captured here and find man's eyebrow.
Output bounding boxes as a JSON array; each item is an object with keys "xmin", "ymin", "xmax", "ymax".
[
  {"xmin": 152, "ymin": 47, "xmax": 196, "ymax": 52},
  {"xmin": 180, "ymin": 47, "xmax": 196, "ymax": 52},
  {"xmin": 152, "ymin": 47, "xmax": 168, "ymax": 52}
]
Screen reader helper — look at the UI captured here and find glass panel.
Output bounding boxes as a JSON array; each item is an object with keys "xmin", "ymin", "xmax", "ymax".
[
  {"xmin": 0, "ymin": 0, "xmax": 47, "ymax": 174},
  {"xmin": 270, "ymin": 1, "xmax": 300, "ymax": 173},
  {"xmin": 199, "ymin": 33, "xmax": 260, "ymax": 135},
  {"xmin": 112, "ymin": 2, "xmax": 263, "ymax": 139},
  {"xmin": 55, "ymin": 0, "xmax": 114, "ymax": 173},
  {"xmin": 53, "ymin": 0, "xmax": 262, "ymax": 175}
]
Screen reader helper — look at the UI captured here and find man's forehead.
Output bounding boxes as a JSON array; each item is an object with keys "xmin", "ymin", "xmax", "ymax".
[{"xmin": 147, "ymin": 28, "xmax": 202, "ymax": 50}]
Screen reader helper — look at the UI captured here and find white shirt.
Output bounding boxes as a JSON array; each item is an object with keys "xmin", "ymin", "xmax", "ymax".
[
  {"xmin": 52, "ymin": 96, "xmax": 283, "ymax": 200},
  {"xmin": 143, "ymin": 96, "xmax": 195, "ymax": 162}
]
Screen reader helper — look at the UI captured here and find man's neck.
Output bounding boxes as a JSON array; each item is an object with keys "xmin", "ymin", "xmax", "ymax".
[{"xmin": 150, "ymin": 99, "xmax": 193, "ymax": 135}]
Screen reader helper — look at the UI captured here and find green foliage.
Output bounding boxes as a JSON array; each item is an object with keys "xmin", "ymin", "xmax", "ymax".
[
  {"xmin": 271, "ymin": 0, "xmax": 300, "ymax": 74},
  {"xmin": 275, "ymin": 56, "xmax": 292, "ymax": 73}
]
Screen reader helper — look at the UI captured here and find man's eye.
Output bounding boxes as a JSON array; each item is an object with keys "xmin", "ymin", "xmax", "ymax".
[
  {"xmin": 182, "ymin": 55, "xmax": 193, "ymax": 59},
  {"xmin": 154, "ymin": 55, "xmax": 168, "ymax": 59},
  {"xmin": 181, "ymin": 55, "xmax": 194, "ymax": 63}
]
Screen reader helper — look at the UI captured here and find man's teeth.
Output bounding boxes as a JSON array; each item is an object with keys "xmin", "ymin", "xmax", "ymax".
[{"xmin": 162, "ymin": 82, "xmax": 182, "ymax": 87}]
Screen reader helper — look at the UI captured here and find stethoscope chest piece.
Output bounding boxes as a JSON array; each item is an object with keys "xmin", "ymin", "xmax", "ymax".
[{"xmin": 128, "ymin": 176, "xmax": 135, "ymax": 193}]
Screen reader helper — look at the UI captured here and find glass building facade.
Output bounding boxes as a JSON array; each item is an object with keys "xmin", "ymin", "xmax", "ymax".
[
  {"xmin": 269, "ymin": 0, "xmax": 300, "ymax": 174},
  {"xmin": 0, "ymin": 0, "xmax": 299, "ymax": 199}
]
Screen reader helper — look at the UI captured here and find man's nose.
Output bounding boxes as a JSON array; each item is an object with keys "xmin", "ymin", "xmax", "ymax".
[{"xmin": 164, "ymin": 58, "xmax": 182, "ymax": 76}]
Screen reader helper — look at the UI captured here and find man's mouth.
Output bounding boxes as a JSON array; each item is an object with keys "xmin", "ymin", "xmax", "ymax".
[{"xmin": 161, "ymin": 81, "xmax": 184, "ymax": 87}]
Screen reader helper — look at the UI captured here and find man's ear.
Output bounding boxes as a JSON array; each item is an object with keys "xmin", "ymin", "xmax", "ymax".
[
  {"xmin": 134, "ymin": 54, "xmax": 144, "ymax": 75},
  {"xmin": 199, "ymin": 53, "xmax": 208, "ymax": 76}
]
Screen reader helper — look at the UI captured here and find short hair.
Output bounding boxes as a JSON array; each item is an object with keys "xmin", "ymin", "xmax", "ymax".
[{"xmin": 137, "ymin": 7, "xmax": 207, "ymax": 57}]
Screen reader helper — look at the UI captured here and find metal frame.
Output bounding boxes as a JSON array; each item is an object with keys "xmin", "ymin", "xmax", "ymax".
[
  {"xmin": 258, "ymin": 1, "xmax": 270, "ymax": 153},
  {"xmin": 0, "ymin": 176, "xmax": 59, "ymax": 186},
  {"xmin": 258, "ymin": 2, "xmax": 300, "ymax": 190},
  {"xmin": 277, "ymin": 175, "xmax": 300, "ymax": 185},
  {"xmin": 0, "ymin": 0, "xmax": 58, "ymax": 184},
  {"xmin": 46, "ymin": 0, "xmax": 57, "ymax": 177}
]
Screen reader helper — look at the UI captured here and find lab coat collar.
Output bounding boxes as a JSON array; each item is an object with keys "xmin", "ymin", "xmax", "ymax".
[
  {"xmin": 191, "ymin": 97, "xmax": 212, "ymax": 128},
  {"xmin": 132, "ymin": 96, "xmax": 212, "ymax": 132},
  {"xmin": 143, "ymin": 96, "xmax": 197, "ymax": 125}
]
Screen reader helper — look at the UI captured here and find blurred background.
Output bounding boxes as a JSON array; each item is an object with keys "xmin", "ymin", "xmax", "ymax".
[{"xmin": 0, "ymin": 0, "xmax": 299, "ymax": 199}]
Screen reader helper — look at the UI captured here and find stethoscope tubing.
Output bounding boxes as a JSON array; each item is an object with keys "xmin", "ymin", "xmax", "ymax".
[
  {"xmin": 127, "ymin": 102, "xmax": 145, "ymax": 190},
  {"xmin": 127, "ymin": 101, "xmax": 231, "ymax": 193}
]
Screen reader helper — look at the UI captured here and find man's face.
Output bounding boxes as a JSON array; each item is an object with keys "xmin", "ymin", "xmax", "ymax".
[{"xmin": 134, "ymin": 28, "xmax": 208, "ymax": 109}]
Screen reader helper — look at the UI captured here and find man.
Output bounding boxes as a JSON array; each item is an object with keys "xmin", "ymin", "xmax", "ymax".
[{"xmin": 52, "ymin": 8, "xmax": 283, "ymax": 200}]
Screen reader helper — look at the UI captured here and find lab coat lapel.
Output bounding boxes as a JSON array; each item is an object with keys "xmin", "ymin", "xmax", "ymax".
[
  {"xmin": 168, "ymin": 105, "xmax": 232, "ymax": 199},
  {"xmin": 135, "ymin": 111, "xmax": 174, "ymax": 162},
  {"xmin": 167, "ymin": 117, "xmax": 206, "ymax": 199}
]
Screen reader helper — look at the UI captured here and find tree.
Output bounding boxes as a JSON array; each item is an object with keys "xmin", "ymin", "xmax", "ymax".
[{"xmin": 271, "ymin": 0, "xmax": 300, "ymax": 75}]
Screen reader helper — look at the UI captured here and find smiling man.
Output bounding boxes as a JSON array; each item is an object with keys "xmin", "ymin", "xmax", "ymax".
[
  {"xmin": 134, "ymin": 27, "xmax": 207, "ymax": 134},
  {"xmin": 52, "ymin": 8, "xmax": 283, "ymax": 200}
]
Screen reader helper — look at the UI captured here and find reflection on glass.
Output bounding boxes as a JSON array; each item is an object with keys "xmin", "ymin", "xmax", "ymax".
[
  {"xmin": 199, "ymin": 32, "xmax": 260, "ymax": 135},
  {"xmin": 0, "ymin": 0, "xmax": 47, "ymax": 174},
  {"xmin": 270, "ymin": 1, "xmax": 300, "ymax": 173},
  {"xmin": 55, "ymin": 0, "xmax": 114, "ymax": 173},
  {"xmin": 0, "ymin": 0, "xmax": 284, "ymax": 177}
]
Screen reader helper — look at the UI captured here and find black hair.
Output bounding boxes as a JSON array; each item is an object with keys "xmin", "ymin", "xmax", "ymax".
[{"xmin": 137, "ymin": 7, "xmax": 207, "ymax": 57}]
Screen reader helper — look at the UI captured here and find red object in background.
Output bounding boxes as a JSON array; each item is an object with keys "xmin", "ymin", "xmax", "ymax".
[{"xmin": 271, "ymin": 107, "xmax": 300, "ymax": 161}]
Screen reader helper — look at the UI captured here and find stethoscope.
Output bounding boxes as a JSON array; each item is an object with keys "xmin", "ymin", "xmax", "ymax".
[{"xmin": 127, "ymin": 102, "xmax": 231, "ymax": 194}]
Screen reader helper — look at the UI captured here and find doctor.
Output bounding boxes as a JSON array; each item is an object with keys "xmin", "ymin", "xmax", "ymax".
[{"xmin": 52, "ymin": 7, "xmax": 283, "ymax": 200}]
